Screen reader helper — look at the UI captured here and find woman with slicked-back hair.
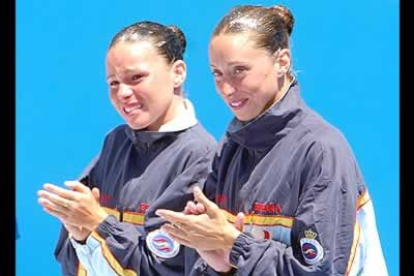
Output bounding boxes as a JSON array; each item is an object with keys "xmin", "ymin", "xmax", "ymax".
[
  {"xmin": 37, "ymin": 21, "xmax": 217, "ymax": 276},
  {"xmin": 157, "ymin": 5, "xmax": 388, "ymax": 276}
]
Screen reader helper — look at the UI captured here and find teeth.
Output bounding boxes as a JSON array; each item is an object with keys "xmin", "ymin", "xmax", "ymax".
[
  {"xmin": 124, "ymin": 104, "xmax": 142, "ymax": 113},
  {"xmin": 229, "ymin": 100, "xmax": 244, "ymax": 107}
]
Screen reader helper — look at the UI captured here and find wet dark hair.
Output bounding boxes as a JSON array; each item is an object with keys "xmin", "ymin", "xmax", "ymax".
[
  {"xmin": 213, "ymin": 5, "xmax": 294, "ymax": 53},
  {"xmin": 109, "ymin": 21, "xmax": 186, "ymax": 63}
]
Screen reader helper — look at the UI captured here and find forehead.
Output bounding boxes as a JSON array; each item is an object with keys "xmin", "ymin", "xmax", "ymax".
[
  {"xmin": 209, "ymin": 33, "xmax": 269, "ymax": 63},
  {"xmin": 106, "ymin": 41, "xmax": 164, "ymax": 68}
]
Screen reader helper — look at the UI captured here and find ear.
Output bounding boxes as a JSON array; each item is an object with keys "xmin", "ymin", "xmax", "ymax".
[
  {"xmin": 171, "ymin": 60, "xmax": 187, "ymax": 88},
  {"xmin": 274, "ymin": 49, "xmax": 291, "ymax": 77}
]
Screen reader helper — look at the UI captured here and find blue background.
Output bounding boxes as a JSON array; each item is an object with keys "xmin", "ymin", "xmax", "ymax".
[{"xmin": 16, "ymin": 1, "xmax": 399, "ymax": 275}]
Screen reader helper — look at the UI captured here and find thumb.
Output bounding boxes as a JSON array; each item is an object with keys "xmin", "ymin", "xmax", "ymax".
[
  {"xmin": 193, "ymin": 186, "xmax": 219, "ymax": 218},
  {"xmin": 65, "ymin": 181, "xmax": 89, "ymax": 193},
  {"xmin": 234, "ymin": 212, "xmax": 245, "ymax": 231},
  {"xmin": 91, "ymin": 187, "xmax": 100, "ymax": 202}
]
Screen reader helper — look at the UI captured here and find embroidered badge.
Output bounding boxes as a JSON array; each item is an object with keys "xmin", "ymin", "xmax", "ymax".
[
  {"xmin": 300, "ymin": 229, "xmax": 324, "ymax": 265},
  {"xmin": 146, "ymin": 229, "xmax": 180, "ymax": 259}
]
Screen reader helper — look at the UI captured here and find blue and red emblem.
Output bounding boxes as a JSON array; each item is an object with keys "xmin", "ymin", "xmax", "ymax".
[
  {"xmin": 146, "ymin": 229, "xmax": 180, "ymax": 259},
  {"xmin": 301, "ymin": 242, "xmax": 318, "ymax": 259},
  {"xmin": 300, "ymin": 229, "xmax": 324, "ymax": 265}
]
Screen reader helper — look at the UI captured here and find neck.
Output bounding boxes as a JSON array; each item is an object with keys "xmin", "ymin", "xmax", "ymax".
[
  {"xmin": 147, "ymin": 96, "xmax": 184, "ymax": 131},
  {"xmin": 261, "ymin": 75, "xmax": 293, "ymax": 115},
  {"xmin": 275, "ymin": 75, "xmax": 294, "ymax": 103}
]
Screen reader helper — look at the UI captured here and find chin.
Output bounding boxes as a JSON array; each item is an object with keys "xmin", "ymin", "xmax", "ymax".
[
  {"xmin": 127, "ymin": 121, "xmax": 149, "ymax": 130},
  {"xmin": 235, "ymin": 113, "xmax": 255, "ymax": 122}
]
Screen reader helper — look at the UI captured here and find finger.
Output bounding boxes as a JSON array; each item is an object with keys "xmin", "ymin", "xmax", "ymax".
[
  {"xmin": 91, "ymin": 187, "xmax": 100, "ymax": 202},
  {"xmin": 184, "ymin": 206, "xmax": 191, "ymax": 215},
  {"xmin": 162, "ymin": 223, "xmax": 186, "ymax": 235},
  {"xmin": 42, "ymin": 204, "xmax": 68, "ymax": 219},
  {"xmin": 195, "ymin": 203, "xmax": 206, "ymax": 214},
  {"xmin": 43, "ymin": 183, "xmax": 77, "ymax": 200},
  {"xmin": 234, "ymin": 212, "xmax": 245, "ymax": 231},
  {"xmin": 193, "ymin": 187, "xmax": 219, "ymax": 217},
  {"xmin": 38, "ymin": 190, "xmax": 71, "ymax": 209},
  {"xmin": 162, "ymin": 226, "xmax": 205, "ymax": 250},
  {"xmin": 166, "ymin": 233, "xmax": 195, "ymax": 249},
  {"xmin": 184, "ymin": 201, "xmax": 198, "ymax": 215},
  {"xmin": 64, "ymin": 181, "xmax": 89, "ymax": 193},
  {"xmin": 155, "ymin": 210, "xmax": 189, "ymax": 224},
  {"xmin": 38, "ymin": 197, "xmax": 68, "ymax": 213},
  {"xmin": 161, "ymin": 224, "xmax": 192, "ymax": 244}
]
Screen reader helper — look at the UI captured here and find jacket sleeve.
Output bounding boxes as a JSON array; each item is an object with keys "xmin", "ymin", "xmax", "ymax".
[
  {"xmin": 54, "ymin": 155, "xmax": 100, "ymax": 276},
  {"xmin": 68, "ymin": 216, "xmax": 141, "ymax": 276},
  {"xmin": 72, "ymin": 153, "xmax": 215, "ymax": 276},
  {"xmin": 54, "ymin": 226, "xmax": 82, "ymax": 276},
  {"xmin": 226, "ymin": 141, "xmax": 358, "ymax": 276},
  {"xmin": 203, "ymin": 139, "xmax": 226, "ymax": 202}
]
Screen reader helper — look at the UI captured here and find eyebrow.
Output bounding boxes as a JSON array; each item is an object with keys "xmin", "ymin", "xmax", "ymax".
[
  {"xmin": 210, "ymin": 61, "xmax": 249, "ymax": 68},
  {"xmin": 106, "ymin": 68, "xmax": 142, "ymax": 80}
]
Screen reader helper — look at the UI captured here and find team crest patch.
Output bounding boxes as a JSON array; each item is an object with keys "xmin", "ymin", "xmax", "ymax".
[
  {"xmin": 300, "ymin": 229, "xmax": 324, "ymax": 265},
  {"xmin": 146, "ymin": 229, "xmax": 180, "ymax": 259}
]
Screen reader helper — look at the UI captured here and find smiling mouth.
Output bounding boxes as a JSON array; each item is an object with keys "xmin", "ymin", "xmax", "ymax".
[
  {"xmin": 123, "ymin": 104, "xmax": 143, "ymax": 115},
  {"xmin": 228, "ymin": 99, "xmax": 248, "ymax": 109}
]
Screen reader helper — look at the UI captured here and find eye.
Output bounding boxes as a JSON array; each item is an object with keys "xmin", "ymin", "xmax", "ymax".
[
  {"xmin": 212, "ymin": 70, "xmax": 222, "ymax": 78},
  {"xmin": 132, "ymin": 74, "xmax": 143, "ymax": 81},
  {"xmin": 233, "ymin": 66, "xmax": 247, "ymax": 75},
  {"xmin": 109, "ymin": 80, "xmax": 119, "ymax": 87}
]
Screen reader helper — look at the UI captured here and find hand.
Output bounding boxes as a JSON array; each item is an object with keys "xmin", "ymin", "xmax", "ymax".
[
  {"xmin": 182, "ymin": 199, "xmax": 244, "ymax": 272},
  {"xmin": 38, "ymin": 181, "xmax": 108, "ymax": 231},
  {"xmin": 63, "ymin": 222, "xmax": 90, "ymax": 243},
  {"xmin": 62, "ymin": 188, "xmax": 101, "ymax": 242},
  {"xmin": 184, "ymin": 200, "xmax": 206, "ymax": 215},
  {"xmin": 156, "ymin": 187, "xmax": 241, "ymax": 251},
  {"xmin": 196, "ymin": 212, "xmax": 245, "ymax": 273}
]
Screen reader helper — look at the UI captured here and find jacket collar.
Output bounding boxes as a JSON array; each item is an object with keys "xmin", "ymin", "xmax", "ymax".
[
  {"xmin": 125, "ymin": 99, "xmax": 198, "ymax": 146},
  {"xmin": 226, "ymin": 80, "xmax": 306, "ymax": 150}
]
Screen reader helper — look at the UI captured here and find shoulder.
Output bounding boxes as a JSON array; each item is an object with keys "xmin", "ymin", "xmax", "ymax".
[
  {"xmin": 104, "ymin": 124, "xmax": 128, "ymax": 138},
  {"xmin": 297, "ymin": 110, "xmax": 360, "ymax": 177},
  {"xmin": 301, "ymin": 109, "xmax": 353, "ymax": 156},
  {"xmin": 177, "ymin": 123, "xmax": 217, "ymax": 154},
  {"xmin": 100, "ymin": 124, "xmax": 130, "ymax": 147}
]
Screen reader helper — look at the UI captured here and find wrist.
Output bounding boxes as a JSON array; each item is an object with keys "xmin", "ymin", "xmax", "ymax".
[
  {"xmin": 72, "ymin": 236, "xmax": 87, "ymax": 244},
  {"xmin": 224, "ymin": 227, "xmax": 241, "ymax": 251},
  {"xmin": 220, "ymin": 267, "xmax": 237, "ymax": 276},
  {"xmin": 212, "ymin": 266, "xmax": 237, "ymax": 276},
  {"xmin": 89, "ymin": 208, "xmax": 109, "ymax": 231},
  {"xmin": 69, "ymin": 230, "xmax": 90, "ymax": 244}
]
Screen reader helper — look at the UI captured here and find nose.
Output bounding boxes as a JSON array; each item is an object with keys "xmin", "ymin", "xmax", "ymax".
[
  {"xmin": 118, "ymin": 84, "xmax": 133, "ymax": 99},
  {"xmin": 219, "ymin": 81, "xmax": 236, "ymax": 97}
]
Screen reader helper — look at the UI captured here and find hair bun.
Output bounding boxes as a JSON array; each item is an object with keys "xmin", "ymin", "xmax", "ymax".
[
  {"xmin": 269, "ymin": 5, "xmax": 294, "ymax": 36},
  {"xmin": 167, "ymin": 25, "xmax": 187, "ymax": 54}
]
